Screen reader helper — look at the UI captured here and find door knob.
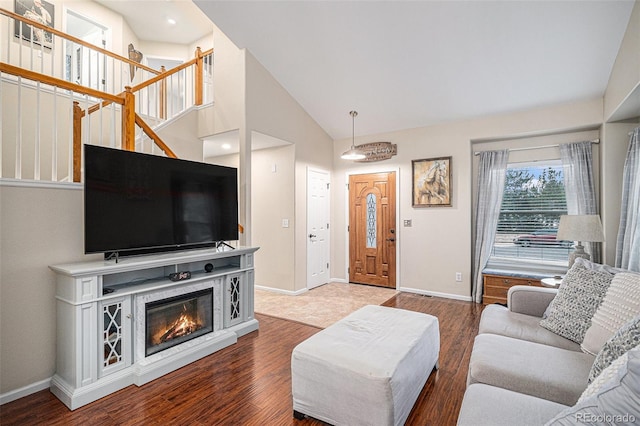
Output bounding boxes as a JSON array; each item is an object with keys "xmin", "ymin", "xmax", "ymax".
[
  {"xmin": 309, "ymin": 234, "xmax": 317, "ymax": 238},
  {"xmin": 386, "ymin": 237, "xmax": 395, "ymax": 242}
]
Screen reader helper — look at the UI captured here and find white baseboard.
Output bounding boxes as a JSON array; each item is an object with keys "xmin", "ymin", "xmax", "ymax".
[
  {"xmin": 0, "ymin": 377, "xmax": 51, "ymax": 406},
  {"xmin": 399, "ymin": 286, "xmax": 473, "ymax": 302},
  {"xmin": 255, "ymin": 285, "xmax": 307, "ymax": 296},
  {"xmin": 330, "ymin": 278, "xmax": 349, "ymax": 284}
]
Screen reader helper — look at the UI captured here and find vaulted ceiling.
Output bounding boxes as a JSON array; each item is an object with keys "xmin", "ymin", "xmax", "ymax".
[{"xmin": 100, "ymin": 1, "xmax": 636, "ymax": 140}]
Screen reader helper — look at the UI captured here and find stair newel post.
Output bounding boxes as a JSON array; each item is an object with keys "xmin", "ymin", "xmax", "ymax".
[
  {"xmin": 72, "ymin": 101, "xmax": 83, "ymax": 182},
  {"xmin": 159, "ymin": 65, "xmax": 167, "ymax": 120},
  {"xmin": 195, "ymin": 46, "xmax": 203, "ymax": 106},
  {"xmin": 122, "ymin": 86, "xmax": 136, "ymax": 151}
]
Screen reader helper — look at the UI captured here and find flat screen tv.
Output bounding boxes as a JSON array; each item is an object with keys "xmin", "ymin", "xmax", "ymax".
[{"xmin": 84, "ymin": 145, "xmax": 239, "ymax": 258}]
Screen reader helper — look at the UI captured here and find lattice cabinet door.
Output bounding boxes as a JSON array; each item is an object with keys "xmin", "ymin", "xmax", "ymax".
[
  {"xmin": 224, "ymin": 273, "xmax": 245, "ymax": 328},
  {"xmin": 99, "ymin": 296, "xmax": 132, "ymax": 377}
]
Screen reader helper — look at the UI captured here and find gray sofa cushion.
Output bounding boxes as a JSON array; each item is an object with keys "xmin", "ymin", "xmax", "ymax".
[
  {"xmin": 546, "ymin": 344, "xmax": 640, "ymax": 425},
  {"xmin": 539, "ymin": 263, "xmax": 613, "ymax": 344},
  {"xmin": 467, "ymin": 334, "xmax": 594, "ymax": 406},
  {"xmin": 479, "ymin": 304, "xmax": 581, "ymax": 351},
  {"xmin": 457, "ymin": 384, "xmax": 567, "ymax": 426}
]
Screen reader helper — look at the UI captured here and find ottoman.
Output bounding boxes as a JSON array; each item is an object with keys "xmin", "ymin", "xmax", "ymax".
[{"xmin": 291, "ymin": 305, "xmax": 440, "ymax": 426}]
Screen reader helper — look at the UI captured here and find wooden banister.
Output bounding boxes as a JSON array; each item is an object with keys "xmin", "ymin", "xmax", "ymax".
[
  {"xmin": 128, "ymin": 50, "xmax": 211, "ymax": 93},
  {"xmin": 195, "ymin": 47, "xmax": 203, "ymax": 106},
  {"xmin": 2, "ymin": 8, "xmax": 215, "ymax": 182},
  {"xmin": 0, "ymin": 63, "xmax": 124, "ymax": 104},
  {"xmin": 121, "ymin": 87, "xmax": 136, "ymax": 151},
  {"xmin": 73, "ymin": 102, "xmax": 82, "ymax": 182},
  {"xmin": 134, "ymin": 114, "xmax": 177, "ymax": 159},
  {"xmin": 159, "ymin": 65, "xmax": 167, "ymax": 119},
  {"xmin": 0, "ymin": 8, "xmax": 160, "ymax": 75}
]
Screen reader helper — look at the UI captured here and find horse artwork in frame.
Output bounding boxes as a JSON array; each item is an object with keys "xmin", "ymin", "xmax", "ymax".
[{"xmin": 412, "ymin": 156, "xmax": 452, "ymax": 207}]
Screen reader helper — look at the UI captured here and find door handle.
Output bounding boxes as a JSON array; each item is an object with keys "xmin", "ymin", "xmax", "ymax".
[
  {"xmin": 386, "ymin": 237, "xmax": 395, "ymax": 242},
  {"xmin": 309, "ymin": 234, "xmax": 317, "ymax": 239}
]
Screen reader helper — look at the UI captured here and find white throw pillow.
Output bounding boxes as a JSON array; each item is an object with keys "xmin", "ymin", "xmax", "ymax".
[{"xmin": 582, "ymin": 272, "xmax": 640, "ymax": 356}]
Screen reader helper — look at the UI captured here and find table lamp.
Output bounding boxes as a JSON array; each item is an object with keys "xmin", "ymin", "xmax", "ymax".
[{"xmin": 557, "ymin": 215, "xmax": 605, "ymax": 268}]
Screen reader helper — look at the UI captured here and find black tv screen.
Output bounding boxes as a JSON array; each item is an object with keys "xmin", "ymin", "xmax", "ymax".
[{"xmin": 84, "ymin": 145, "xmax": 238, "ymax": 257}]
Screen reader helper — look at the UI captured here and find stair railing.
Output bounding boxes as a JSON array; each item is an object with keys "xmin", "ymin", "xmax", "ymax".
[{"xmin": 1, "ymin": 8, "xmax": 214, "ymax": 183}]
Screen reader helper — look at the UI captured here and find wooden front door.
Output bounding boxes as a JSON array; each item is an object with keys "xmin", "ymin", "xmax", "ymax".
[{"xmin": 349, "ymin": 172, "xmax": 396, "ymax": 288}]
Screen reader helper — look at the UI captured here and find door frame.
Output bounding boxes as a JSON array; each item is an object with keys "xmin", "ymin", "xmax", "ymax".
[
  {"xmin": 307, "ymin": 167, "xmax": 331, "ymax": 290},
  {"xmin": 345, "ymin": 167, "xmax": 400, "ymax": 289}
]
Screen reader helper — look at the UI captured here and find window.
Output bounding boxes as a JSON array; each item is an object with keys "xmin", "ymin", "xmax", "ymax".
[{"xmin": 490, "ymin": 161, "xmax": 571, "ymax": 265}]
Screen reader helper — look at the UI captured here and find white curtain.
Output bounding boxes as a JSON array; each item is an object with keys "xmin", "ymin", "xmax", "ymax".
[
  {"xmin": 560, "ymin": 141, "xmax": 601, "ymax": 263},
  {"xmin": 472, "ymin": 150, "xmax": 509, "ymax": 303},
  {"xmin": 615, "ymin": 128, "xmax": 640, "ymax": 272}
]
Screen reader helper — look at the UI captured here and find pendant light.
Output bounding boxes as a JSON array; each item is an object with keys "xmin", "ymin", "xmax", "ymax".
[{"xmin": 341, "ymin": 110, "xmax": 366, "ymax": 160}]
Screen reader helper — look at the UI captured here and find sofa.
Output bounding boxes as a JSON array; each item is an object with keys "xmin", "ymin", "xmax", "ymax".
[{"xmin": 457, "ymin": 259, "xmax": 640, "ymax": 426}]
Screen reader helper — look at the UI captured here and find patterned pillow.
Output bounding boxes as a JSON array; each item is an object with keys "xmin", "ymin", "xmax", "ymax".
[
  {"xmin": 589, "ymin": 314, "xmax": 640, "ymax": 383},
  {"xmin": 539, "ymin": 263, "xmax": 613, "ymax": 344},
  {"xmin": 582, "ymin": 272, "xmax": 640, "ymax": 355},
  {"xmin": 546, "ymin": 344, "xmax": 640, "ymax": 426}
]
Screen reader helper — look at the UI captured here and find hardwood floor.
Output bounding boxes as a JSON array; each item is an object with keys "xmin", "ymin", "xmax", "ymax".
[{"xmin": 0, "ymin": 292, "xmax": 483, "ymax": 426}]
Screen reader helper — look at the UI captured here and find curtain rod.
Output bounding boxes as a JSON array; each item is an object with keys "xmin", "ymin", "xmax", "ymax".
[{"xmin": 473, "ymin": 139, "xmax": 600, "ymax": 156}]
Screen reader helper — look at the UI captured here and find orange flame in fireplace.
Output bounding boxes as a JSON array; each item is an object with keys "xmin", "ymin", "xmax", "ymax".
[{"xmin": 153, "ymin": 305, "xmax": 201, "ymax": 345}]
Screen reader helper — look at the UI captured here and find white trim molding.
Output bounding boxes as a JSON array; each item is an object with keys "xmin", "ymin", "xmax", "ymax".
[
  {"xmin": 398, "ymin": 286, "xmax": 473, "ymax": 302},
  {"xmin": 0, "ymin": 377, "xmax": 52, "ymax": 406}
]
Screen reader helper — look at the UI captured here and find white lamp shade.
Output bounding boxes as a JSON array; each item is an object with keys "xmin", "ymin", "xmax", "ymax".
[
  {"xmin": 557, "ymin": 215, "xmax": 605, "ymax": 242},
  {"xmin": 341, "ymin": 148, "xmax": 366, "ymax": 160}
]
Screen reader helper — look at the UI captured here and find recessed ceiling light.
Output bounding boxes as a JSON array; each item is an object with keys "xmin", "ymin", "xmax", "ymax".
[
  {"xmin": 167, "ymin": 18, "xmax": 176, "ymax": 25},
  {"xmin": 222, "ymin": 143, "xmax": 231, "ymax": 150}
]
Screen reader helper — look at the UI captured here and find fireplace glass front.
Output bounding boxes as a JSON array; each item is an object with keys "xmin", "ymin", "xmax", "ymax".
[{"xmin": 145, "ymin": 288, "xmax": 214, "ymax": 357}]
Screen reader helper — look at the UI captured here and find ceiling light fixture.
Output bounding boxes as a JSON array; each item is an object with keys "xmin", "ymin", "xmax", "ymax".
[
  {"xmin": 341, "ymin": 110, "xmax": 366, "ymax": 160},
  {"xmin": 167, "ymin": 18, "xmax": 176, "ymax": 25}
]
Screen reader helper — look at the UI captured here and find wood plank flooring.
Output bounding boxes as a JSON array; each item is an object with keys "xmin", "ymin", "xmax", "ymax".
[{"xmin": 0, "ymin": 292, "xmax": 483, "ymax": 426}]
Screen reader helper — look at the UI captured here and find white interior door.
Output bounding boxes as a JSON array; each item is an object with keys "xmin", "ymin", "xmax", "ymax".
[
  {"xmin": 65, "ymin": 10, "xmax": 109, "ymax": 91},
  {"xmin": 307, "ymin": 168, "xmax": 330, "ymax": 289}
]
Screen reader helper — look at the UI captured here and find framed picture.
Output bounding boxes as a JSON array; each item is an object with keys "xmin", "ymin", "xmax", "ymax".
[
  {"xmin": 412, "ymin": 156, "xmax": 452, "ymax": 207},
  {"xmin": 14, "ymin": 0, "xmax": 55, "ymax": 48}
]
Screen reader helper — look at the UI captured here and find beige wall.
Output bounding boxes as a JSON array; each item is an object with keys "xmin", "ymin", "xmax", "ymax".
[
  {"xmin": 331, "ymin": 99, "xmax": 604, "ymax": 300},
  {"xmin": 0, "ymin": 183, "xmax": 101, "ymax": 395},
  {"xmin": 244, "ymin": 51, "xmax": 333, "ymax": 292},
  {"xmin": 601, "ymin": 120, "xmax": 640, "ymax": 264},
  {"xmin": 251, "ymin": 145, "xmax": 296, "ymax": 289},
  {"xmin": 1, "ymin": 0, "xmax": 639, "ymax": 404},
  {"xmin": 604, "ymin": 0, "xmax": 640, "ymax": 121}
]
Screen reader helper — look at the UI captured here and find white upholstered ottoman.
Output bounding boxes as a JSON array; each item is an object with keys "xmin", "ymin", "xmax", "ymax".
[{"xmin": 291, "ymin": 305, "xmax": 440, "ymax": 426}]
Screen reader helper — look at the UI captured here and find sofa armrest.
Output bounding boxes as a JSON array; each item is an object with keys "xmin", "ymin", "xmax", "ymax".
[{"xmin": 507, "ymin": 286, "xmax": 558, "ymax": 317}]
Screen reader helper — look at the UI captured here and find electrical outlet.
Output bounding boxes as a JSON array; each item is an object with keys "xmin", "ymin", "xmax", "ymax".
[
  {"xmin": 455, "ymin": 272, "xmax": 462, "ymax": 282},
  {"xmin": 403, "ymin": 219, "xmax": 412, "ymax": 227}
]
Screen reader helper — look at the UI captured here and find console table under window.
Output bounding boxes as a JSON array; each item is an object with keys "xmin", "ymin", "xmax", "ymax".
[{"xmin": 481, "ymin": 269, "xmax": 549, "ymax": 305}]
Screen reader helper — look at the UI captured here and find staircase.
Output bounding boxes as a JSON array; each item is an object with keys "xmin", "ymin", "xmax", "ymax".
[{"xmin": 0, "ymin": 7, "xmax": 213, "ymax": 183}]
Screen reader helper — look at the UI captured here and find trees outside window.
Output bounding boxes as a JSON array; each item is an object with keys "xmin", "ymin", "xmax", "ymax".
[{"xmin": 492, "ymin": 162, "xmax": 571, "ymax": 264}]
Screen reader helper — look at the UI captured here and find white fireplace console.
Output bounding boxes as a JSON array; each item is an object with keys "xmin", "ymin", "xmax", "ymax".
[{"xmin": 49, "ymin": 246, "xmax": 259, "ymax": 410}]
